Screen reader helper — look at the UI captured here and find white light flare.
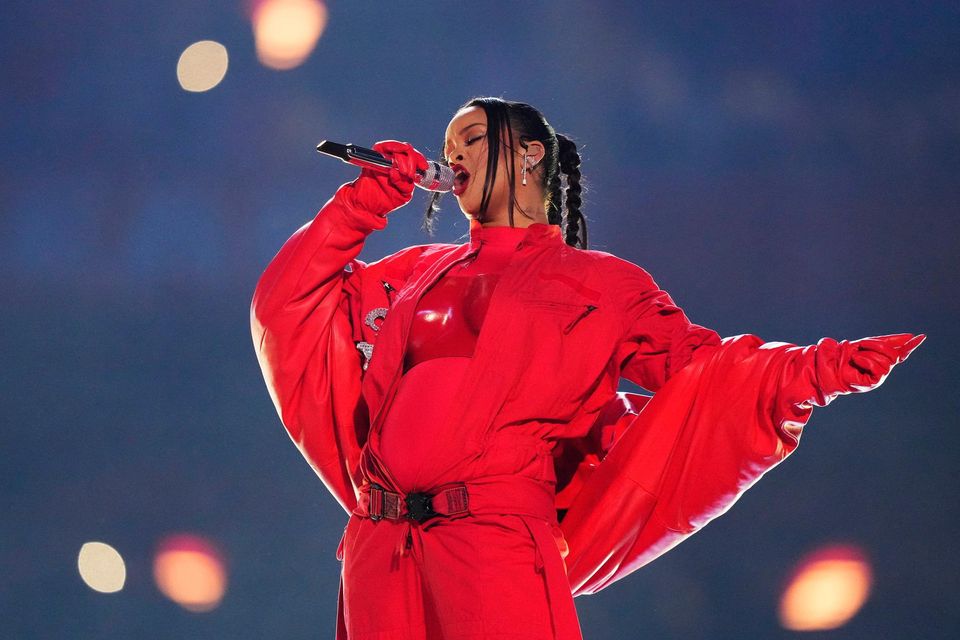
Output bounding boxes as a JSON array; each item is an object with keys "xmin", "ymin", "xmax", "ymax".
[
  {"xmin": 177, "ymin": 40, "xmax": 229, "ymax": 92},
  {"xmin": 77, "ymin": 541, "xmax": 127, "ymax": 593}
]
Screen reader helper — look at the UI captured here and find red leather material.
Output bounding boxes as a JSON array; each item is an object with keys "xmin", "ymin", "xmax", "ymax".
[
  {"xmin": 336, "ymin": 140, "xmax": 428, "ymax": 217},
  {"xmin": 778, "ymin": 334, "xmax": 926, "ymax": 409},
  {"xmin": 402, "ymin": 274, "xmax": 498, "ymax": 371},
  {"xmin": 251, "ymin": 181, "xmax": 925, "ymax": 631},
  {"xmin": 401, "ymin": 223, "xmax": 522, "ymax": 371}
]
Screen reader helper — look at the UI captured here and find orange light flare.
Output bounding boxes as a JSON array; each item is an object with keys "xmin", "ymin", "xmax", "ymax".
[
  {"xmin": 778, "ymin": 543, "xmax": 873, "ymax": 631},
  {"xmin": 153, "ymin": 533, "xmax": 228, "ymax": 613},
  {"xmin": 247, "ymin": 0, "xmax": 328, "ymax": 70}
]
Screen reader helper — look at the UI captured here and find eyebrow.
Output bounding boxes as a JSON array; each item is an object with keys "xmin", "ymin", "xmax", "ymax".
[{"xmin": 444, "ymin": 122, "xmax": 485, "ymax": 153}]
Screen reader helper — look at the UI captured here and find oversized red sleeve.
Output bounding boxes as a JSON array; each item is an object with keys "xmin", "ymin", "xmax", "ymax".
[
  {"xmin": 250, "ymin": 184, "xmax": 424, "ymax": 514},
  {"xmin": 561, "ymin": 263, "xmax": 829, "ymax": 596},
  {"xmin": 612, "ymin": 265, "xmax": 723, "ymax": 393}
]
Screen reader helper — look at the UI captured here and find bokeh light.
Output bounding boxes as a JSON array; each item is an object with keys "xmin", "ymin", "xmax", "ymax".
[
  {"xmin": 251, "ymin": 0, "xmax": 328, "ymax": 70},
  {"xmin": 177, "ymin": 40, "xmax": 229, "ymax": 92},
  {"xmin": 77, "ymin": 541, "xmax": 126, "ymax": 593},
  {"xmin": 153, "ymin": 533, "xmax": 227, "ymax": 612},
  {"xmin": 779, "ymin": 544, "xmax": 873, "ymax": 631}
]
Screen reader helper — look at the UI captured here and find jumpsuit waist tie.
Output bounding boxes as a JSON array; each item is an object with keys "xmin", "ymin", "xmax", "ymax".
[
  {"xmin": 350, "ymin": 476, "xmax": 582, "ymax": 639},
  {"xmin": 354, "ymin": 475, "xmax": 558, "ymax": 526}
]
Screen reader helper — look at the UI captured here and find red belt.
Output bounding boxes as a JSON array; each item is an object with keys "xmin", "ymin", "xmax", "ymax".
[
  {"xmin": 353, "ymin": 476, "xmax": 558, "ymax": 525},
  {"xmin": 362, "ymin": 482, "xmax": 469, "ymax": 523}
]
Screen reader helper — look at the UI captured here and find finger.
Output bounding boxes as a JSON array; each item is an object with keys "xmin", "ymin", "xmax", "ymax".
[
  {"xmin": 394, "ymin": 152, "xmax": 418, "ymax": 182},
  {"xmin": 388, "ymin": 167, "xmax": 414, "ymax": 197},
  {"xmin": 373, "ymin": 140, "xmax": 413, "ymax": 161},
  {"xmin": 865, "ymin": 333, "xmax": 913, "ymax": 346},
  {"xmin": 411, "ymin": 147, "xmax": 429, "ymax": 173},
  {"xmin": 372, "ymin": 139, "xmax": 407, "ymax": 152},
  {"xmin": 850, "ymin": 351, "xmax": 897, "ymax": 378},
  {"xmin": 374, "ymin": 141, "xmax": 423, "ymax": 183},
  {"xmin": 897, "ymin": 333, "xmax": 926, "ymax": 362},
  {"xmin": 854, "ymin": 337, "xmax": 900, "ymax": 362},
  {"xmin": 395, "ymin": 146, "xmax": 428, "ymax": 179},
  {"xmin": 845, "ymin": 362, "xmax": 879, "ymax": 390}
]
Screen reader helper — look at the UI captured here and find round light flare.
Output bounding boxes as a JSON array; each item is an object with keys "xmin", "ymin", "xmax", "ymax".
[
  {"xmin": 177, "ymin": 40, "xmax": 229, "ymax": 92},
  {"xmin": 779, "ymin": 544, "xmax": 873, "ymax": 631},
  {"xmin": 252, "ymin": 0, "xmax": 328, "ymax": 70},
  {"xmin": 77, "ymin": 541, "xmax": 126, "ymax": 593},
  {"xmin": 153, "ymin": 534, "xmax": 227, "ymax": 613}
]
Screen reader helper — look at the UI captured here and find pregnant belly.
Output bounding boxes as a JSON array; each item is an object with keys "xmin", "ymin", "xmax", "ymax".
[{"xmin": 376, "ymin": 356, "xmax": 472, "ymax": 493}]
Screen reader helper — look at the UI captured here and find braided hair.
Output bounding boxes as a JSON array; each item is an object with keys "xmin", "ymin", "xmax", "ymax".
[{"xmin": 423, "ymin": 97, "xmax": 588, "ymax": 249}]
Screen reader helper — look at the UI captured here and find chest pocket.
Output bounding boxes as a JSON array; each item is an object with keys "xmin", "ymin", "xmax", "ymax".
[
  {"xmin": 517, "ymin": 274, "xmax": 602, "ymax": 336},
  {"xmin": 511, "ymin": 278, "xmax": 613, "ymax": 419},
  {"xmin": 524, "ymin": 299, "xmax": 598, "ymax": 334}
]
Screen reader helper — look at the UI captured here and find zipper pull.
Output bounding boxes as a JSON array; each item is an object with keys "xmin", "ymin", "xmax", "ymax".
[
  {"xmin": 381, "ymin": 280, "xmax": 396, "ymax": 304},
  {"xmin": 563, "ymin": 304, "xmax": 598, "ymax": 334}
]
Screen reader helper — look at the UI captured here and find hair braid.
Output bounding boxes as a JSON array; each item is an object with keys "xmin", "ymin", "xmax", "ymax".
[
  {"xmin": 556, "ymin": 134, "xmax": 587, "ymax": 249},
  {"xmin": 546, "ymin": 166, "xmax": 563, "ymax": 226}
]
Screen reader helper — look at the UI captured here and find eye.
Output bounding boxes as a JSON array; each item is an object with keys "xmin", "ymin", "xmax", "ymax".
[{"xmin": 443, "ymin": 134, "xmax": 485, "ymax": 163}]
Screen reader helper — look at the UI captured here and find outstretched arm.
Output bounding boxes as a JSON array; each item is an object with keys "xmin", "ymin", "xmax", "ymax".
[
  {"xmin": 613, "ymin": 262, "xmax": 925, "ymax": 426},
  {"xmin": 562, "ymin": 260, "xmax": 926, "ymax": 595},
  {"xmin": 250, "ymin": 141, "xmax": 428, "ymax": 512}
]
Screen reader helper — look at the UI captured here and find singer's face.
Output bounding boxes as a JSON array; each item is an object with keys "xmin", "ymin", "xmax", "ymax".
[{"xmin": 443, "ymin": 106, "xmax": 515, "ymax": 221}]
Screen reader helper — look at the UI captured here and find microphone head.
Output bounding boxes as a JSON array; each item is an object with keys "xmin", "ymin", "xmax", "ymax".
[{"xmin": 415, "ymin": 161, "xmax": 455, "ymax": 192}]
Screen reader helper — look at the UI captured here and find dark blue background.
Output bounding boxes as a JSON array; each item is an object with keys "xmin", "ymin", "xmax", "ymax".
[{"xmin": 2, "ymin": 1, "xmax": 958, "ymax": 638}]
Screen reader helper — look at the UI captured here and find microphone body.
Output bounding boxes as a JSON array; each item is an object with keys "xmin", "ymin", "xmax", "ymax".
[{"xmin": 317, "ymin": 140, "xmax": 454, "ymax": 193}]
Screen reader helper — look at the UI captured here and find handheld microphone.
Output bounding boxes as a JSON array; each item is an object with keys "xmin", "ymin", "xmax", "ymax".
[{"xmin": 317, "ymin": 140, "xmax": 455, "ymax": 193}]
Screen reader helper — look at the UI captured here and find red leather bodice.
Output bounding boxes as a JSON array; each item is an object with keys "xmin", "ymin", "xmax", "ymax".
[
  {"xmin": 402, "ymin": 224, "xmax": 527, "ymax": 371},
  {"xmin": 401, "ymin": 274, "xmax": 499, "ymax": 372}
]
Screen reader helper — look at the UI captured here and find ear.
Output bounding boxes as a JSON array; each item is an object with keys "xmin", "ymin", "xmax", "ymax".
[{"xmin": 520, "ymin": 138, "xmax": 546, "ymax": 169}]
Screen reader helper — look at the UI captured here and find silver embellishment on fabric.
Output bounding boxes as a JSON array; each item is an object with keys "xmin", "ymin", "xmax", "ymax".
[
  {"xmin": 356, "ymin": 341, "xmax": 374, "ymax": 370},
  {"xmin": 356, "ymin": 306, "xmax": 390, "ymax": 371},
  {"xmin": 365, "ymin": 307, "xmax": 389, "ymax": 330}
]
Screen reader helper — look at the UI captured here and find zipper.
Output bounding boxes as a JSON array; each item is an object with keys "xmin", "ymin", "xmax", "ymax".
[
  {"xmin": 381, "ymin": 280, "xmax": 396, "ymax": 305},
  {"xmin": 563, "ymin": 304, "xmax": 598, "ymax": 334}
]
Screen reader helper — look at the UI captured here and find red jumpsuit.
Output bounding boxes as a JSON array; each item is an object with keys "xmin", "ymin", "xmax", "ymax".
[
  {"xmin": 250, "ymin": 184, "xmax": 919, "ymax": 639},
  {"xmin": 341, "ymin": 223, "xmax": 577, "ymax": 639}
]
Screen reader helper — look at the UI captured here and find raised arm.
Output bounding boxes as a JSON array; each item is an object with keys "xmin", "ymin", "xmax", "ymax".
[{"xmin": 250, "ymin": 141, "xmax": 428, "ymax": 512}]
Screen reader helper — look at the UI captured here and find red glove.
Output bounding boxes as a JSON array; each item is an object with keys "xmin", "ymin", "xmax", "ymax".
[
  {"xmin": 802, "ymin": 332, "xmax": 926, "ymax": 407},
  {"xmin": 334, "ymin": 140, "xmax": 428, "ymax": 217}
]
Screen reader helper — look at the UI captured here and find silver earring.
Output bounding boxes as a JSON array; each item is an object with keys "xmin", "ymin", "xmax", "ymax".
[{"xmin": 522, "ymin": 152, "xmax": 528, "ymax": 186}]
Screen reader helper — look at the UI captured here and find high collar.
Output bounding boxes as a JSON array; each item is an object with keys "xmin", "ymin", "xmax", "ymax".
[{"xmin": 467, "ymin": 217, "xmax": 564, "ymax": 250}]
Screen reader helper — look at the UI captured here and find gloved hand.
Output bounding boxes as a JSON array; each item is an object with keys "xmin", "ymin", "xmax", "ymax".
[
  {"xmin": 335, "ymin": 140, "xmax": 429, "ymax": 217},
  {"xmin": 802, "ymin": 333, "xmax": 926, "ymax": 407}
]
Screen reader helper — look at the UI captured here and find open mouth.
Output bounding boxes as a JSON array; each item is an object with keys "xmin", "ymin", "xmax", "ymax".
[{"xmin": 451, "ymin": 164, "xmax": 470, "ymax": 196}]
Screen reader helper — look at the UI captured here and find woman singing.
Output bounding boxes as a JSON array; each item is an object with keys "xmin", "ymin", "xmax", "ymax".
[{"xmin": 250, "ymin": 96, "xmax": 924, "ymax": 640}]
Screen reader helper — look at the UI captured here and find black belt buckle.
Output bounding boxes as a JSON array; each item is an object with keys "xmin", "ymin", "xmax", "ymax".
[{"xmin": 405, "ymin": 492, "xmax": 437, "ymax": 524}]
